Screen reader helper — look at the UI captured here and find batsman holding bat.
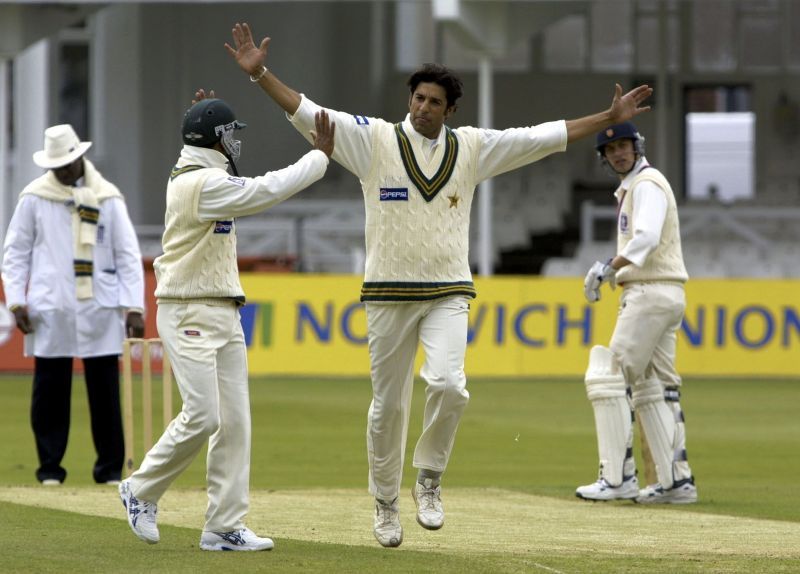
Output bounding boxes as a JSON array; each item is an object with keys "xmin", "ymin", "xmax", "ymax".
[
  {"xmin": 118, "ymin": 93, "xmax": 335, "ymax": 550},
  {"xmin": 227, "ymin": 22, "xmax": 653, "ymax": 547},
  {"xmin": 577, "ymin": 122, "xmax": 697, "ymax": 504}
]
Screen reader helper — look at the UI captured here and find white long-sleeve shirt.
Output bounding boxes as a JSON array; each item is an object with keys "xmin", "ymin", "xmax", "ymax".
[
  {"xmin": 615, "ymin": 157, "xmax": 668, "ymax": 267},
  {"xmin": 175, "ymin": 145, "xmax": 329, "ymax": 220},
  {"xmin": 288, "ymin": 95, "xmax": 567, "ymax": 184},
  {"xmin": 153, "ymin": 145, "xmax": 329, "ymax": 301}
]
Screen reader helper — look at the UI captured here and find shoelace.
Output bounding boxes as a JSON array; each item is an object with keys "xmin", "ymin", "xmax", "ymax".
[
  {"xmin": 417, "ymin": 487, "xmax": 441, "ymax": 511},
  {"xmin": 128, "ymin": 494, "xmax": 157, "ymax": 527},
  {"xmin": 376, "ymin": 502, "xmax": 398, "ymax": 524}
]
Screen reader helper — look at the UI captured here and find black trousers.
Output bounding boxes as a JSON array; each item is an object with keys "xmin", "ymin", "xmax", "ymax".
[{"xmin": 31, "ymin": 355, "xmax": 124, "ymax": 483}]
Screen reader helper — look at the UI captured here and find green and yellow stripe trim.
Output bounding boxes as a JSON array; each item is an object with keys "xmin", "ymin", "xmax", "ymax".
[
  {"xmin": 77, "ymin": 205, "xmax": 99, "ymax": 224},
  {"xmin": 74, "ymin": 259, "xmax": 93, "ymax": 277},
  {"xmin": 170, "ymin": 164, "xmax": 205, "ymax": 181},
  {"xmin": 361, "ymin": 281, "xmax": 476, "ymax": 302},
  {"xmin": 394, "ymin": 123, "xmax": 459, "ymax": 202}
]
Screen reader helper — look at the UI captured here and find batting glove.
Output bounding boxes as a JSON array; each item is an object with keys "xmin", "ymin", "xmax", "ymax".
[{"xmin": 584, "ymin": 258, "xmax": 617, "ymax": 303}]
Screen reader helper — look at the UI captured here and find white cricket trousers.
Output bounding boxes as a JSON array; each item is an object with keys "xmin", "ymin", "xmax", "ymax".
[
  {"xmin": 610, "ymin": 282, "xmax": 693, "ymax": 483},
  {"xmin": 365, "ymin": 296, "xmax": 470, "ymax": 500},
  {"xmin": 609, "ymin": 282, "xmax": 685, "ymax": 387},
  {"xmin": 129, "ymin": 301, "xmax": 251, "ymax": 532}
]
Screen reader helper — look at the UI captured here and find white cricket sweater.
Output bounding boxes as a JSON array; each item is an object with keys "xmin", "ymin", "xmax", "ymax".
[
  {"xmin": 616, "ymin": 167, "xmax": 688, "ymax": 284},
  {"xmin": 154, "ymin": 166, "xmax": 243, "ymax": 301}
]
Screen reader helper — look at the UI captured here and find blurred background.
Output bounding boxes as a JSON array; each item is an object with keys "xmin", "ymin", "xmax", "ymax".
[{"xmin": 1, "ymin": 0, "xmax": 799, "ymax": 376}]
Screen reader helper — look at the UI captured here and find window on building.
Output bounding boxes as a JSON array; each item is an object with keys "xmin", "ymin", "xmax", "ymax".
[
  {"xmin": 55, "ymin": 23, "xmax": 91, "ymax": 140},
  {"xmin": 684, "ymin": 86, "xmax": 754, "ymax": 203}
]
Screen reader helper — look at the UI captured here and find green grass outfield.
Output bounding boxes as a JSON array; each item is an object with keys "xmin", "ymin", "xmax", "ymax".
[{"xmin": 1, "ymin": 374, "xmax": 799, "ymax": 573}]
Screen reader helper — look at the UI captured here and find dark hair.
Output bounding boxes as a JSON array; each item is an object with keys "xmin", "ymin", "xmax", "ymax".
[{"xmin": 407, "ymin": 63, "xmax": 464, "ymax": 108}]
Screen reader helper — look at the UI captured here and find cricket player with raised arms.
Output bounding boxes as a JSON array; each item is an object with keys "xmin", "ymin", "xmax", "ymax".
[
  {"xmin": 226, "ymin": 22, "xmax": 652, "ymax": 547},
  {"xmin": 118, "ymin": 92, "xmax": 335, "ymax": 550}
]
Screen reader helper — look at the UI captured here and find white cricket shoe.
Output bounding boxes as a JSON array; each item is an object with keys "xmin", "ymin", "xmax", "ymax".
[
  {"xmin": 373, "ymin": 498, "xmax": 403, "ymax": 548},
  {"xmin": 575, "ymin": 475, "xmax": 639, "ymax": 501},
  {"xmin": 199, "ymin": 527, "xmax": 274, "ymax": 551},
  {"xmin": 118, "ymin": 480, "xmax": 159, "ymax": 544},
  {"xmin": 412, "ymin": 481, "xmax": 444, "ymax": 530},
  {"xmin": 637, "ymin": 478, "xmax": 698, "ymax": 504}
]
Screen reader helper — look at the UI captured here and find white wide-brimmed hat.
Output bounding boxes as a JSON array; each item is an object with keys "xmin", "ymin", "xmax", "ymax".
[{"xmin": 32, "ymin": 124, "xmax": 92, "ymax": 169}]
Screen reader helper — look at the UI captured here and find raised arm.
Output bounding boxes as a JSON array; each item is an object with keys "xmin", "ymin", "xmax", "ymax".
[
  {"xmin": 224, "ymin": 22, "xmax": 302, "ymax": 115},
  {"xmin": 565, "ymin": 83, "xmax": 653, "ymax": 144}
]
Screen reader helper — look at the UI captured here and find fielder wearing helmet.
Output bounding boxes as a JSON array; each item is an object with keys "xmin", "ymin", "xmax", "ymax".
[
  {"xmin": 182, "ymin": 98, "xmax": 247, "ymax": 175},
  {"xmin": 118, "ymin": 92, "xmax": 334, "ymax": 550}
]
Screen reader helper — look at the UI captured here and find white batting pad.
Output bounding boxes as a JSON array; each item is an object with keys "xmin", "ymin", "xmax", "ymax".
[
  {"xmin": 632, "ymin": 377, "xmax": 677, "ymax": 489},
  {"xmin": 584, "ymin": 346, "xmax": 631, "ymax": 486}
]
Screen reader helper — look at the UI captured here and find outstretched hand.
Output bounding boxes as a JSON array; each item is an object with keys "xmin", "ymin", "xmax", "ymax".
[
  {"xmin": 608, "ymin": 83, "xmax": 653, "ymax": 124},
  {"xmin": 191, "ymin": 89, "xmax": 216, "ymax": 105},
  {"xmin": 225, "ymin": 22, "xmax": 269, "ymax": 77},
  {"xmin": 310, "ymin": 110, "xmax": 335, "ymax": 158}
]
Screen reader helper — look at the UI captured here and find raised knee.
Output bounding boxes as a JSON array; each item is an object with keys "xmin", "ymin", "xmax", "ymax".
[
  {"xmin": 428, "ymin": 373, "xmax": 469, "ymax": 406},
  {"xmin": 201, "ymin": 414, "xmax": 221, "ymax": 436},
  {"xmin": 372, "ymin": 399, "xmax": 403, "ymax": 424},
  {"xmin": 445, "ymin": 378, "xmax": 469, "ymax": 400},
  {"xmin": 183, "ymin": 411, "xmax": 220, "ymax": 437}
]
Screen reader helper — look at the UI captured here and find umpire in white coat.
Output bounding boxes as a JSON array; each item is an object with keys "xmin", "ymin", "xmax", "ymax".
[{"xmin": 2, "ymin": 124, "xmax": 145, "ymax": 485}]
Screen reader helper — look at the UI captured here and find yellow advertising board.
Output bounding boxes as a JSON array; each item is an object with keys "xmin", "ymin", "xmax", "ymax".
[{"xmin": 239, "ymin": 274, "xmax": 800, "ymax": 377}]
